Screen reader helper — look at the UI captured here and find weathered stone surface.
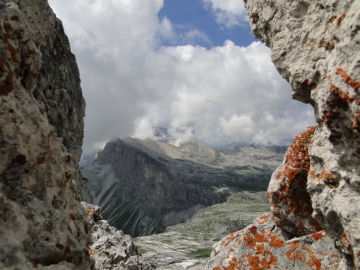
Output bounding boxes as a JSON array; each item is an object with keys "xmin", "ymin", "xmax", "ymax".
[
  {"xmin": 82, "ymin": 202, "xmax": 155, "ymax": 270},
  {"xmin": 207, "ymin": 0, "xmax": 360, "ymax": 268},
  {"xmin": 244, "ymin": 0, "xmax": 360, "ymax": 267},
  {"xmin": 31, "ymin": 15, "xmax": 91, "ymax": 203},
  {"xmin": 206, "ymin": 212, "xmax": 344, "ymax": 269},
  {"xmin": 268, "ymin": 126, "xmax": 322, "ymax": 237},
  {"xmin": 0, "ymin": 0, "xmax": 93, "ymax": 268}
]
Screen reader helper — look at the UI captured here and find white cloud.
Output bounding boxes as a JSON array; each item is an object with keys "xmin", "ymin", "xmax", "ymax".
[
  {"xmin": 48, "ymin": 0, "xmax": 315, "ymax": 158},
  {"xmin": 203, "ymin": 0, "xmax": 248, "ymax": 28}
]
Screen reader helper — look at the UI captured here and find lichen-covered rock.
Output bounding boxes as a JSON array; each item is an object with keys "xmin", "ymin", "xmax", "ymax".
[
  {"xmin": 268, "ymin": 126, "xmax": 322, "ymax": 236},
  {"xmin": 208, "ymin": 0, "xmax": 360, "ymax": 268},
  {"xmin": 206, "ymin": 212, "xmax": 344, "ymax": 269},
  {"xmin": 0, "ymin": 0, "xmax": 93, "ymax": 269},
  {"xmin": 82, "ymin": 202, "xmax": 155, "ymax": 270},
  {"xmin": 243, "ymin": 0, "xmax": 360, "ymax": 267}
]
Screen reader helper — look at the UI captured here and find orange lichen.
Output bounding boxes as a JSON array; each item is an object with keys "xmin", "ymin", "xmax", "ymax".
[
  {"xmin": 322, "ymin": 109, "xmax": 340, "ymax": 125},
  {"xmin": 245, "ymin": 251, "xmax": 277, "ymax": 270},
  {"xmin": 352, "ymin": 113, "xmax": 360, "ymax": 132},
  {"xmin": 286, "ymin": 242, "xmax": 321, "ymax": 270},
  {"xmin": 254, "ymin": 213, "xmax": 270, "ymax": 225},
  {"xmin": 213, "ymin": 267, "xmax": 221, "ymax": 270},
  {"xmin": 336, "ymin": 14, "xmax": 346, "ymax": 27},
  {"xmin": 275, "ymin": 171, "xmax": 283, "ymax": 180},
  {"xmin": 86, "ymin": 209, "xmax": 95, "ymax": 217},
  {"xmin": 244, "ymin": 230, "xmax": 267, "ymax": 250},
  {"xmin": 317, "ymin": 170, "xmax": 333, "ymax": 181},
  {"xmin": 336, "ymin": 68, "xmax": 360, "ymax": 90},
  {"xmin": 268, "ymin": 233, "xmax": 285, "ymax": 248},
  {"xmin": 329, "ymin": 84, "xmax": 356, "ymax": 107},
  {"xmin": 88, "ymin": 249, "xmax": 93, "ymax": 256},
  {"xmin": 302, "ymin": 246, "xmax": 322, "ymax": 270},
  {"xmin": 226, "ymin": 256, "xmax": 244, "ymax": 270},
  {"xmin": 249, "ymin": 226, "xmax": 257, "ymax": 234},
  {"xmin": 317, "ymin": 169, "xmax": 338, "ymax": 188},
  {"xmin": 224, "ymin": 231, "xmax": 243, "ymax": 247},
  {"xmin": 268, "ymin": 126, "xmax": 323, "ymax": 235},
  {"xmin": 272, "ymin": 128, "xmax": 315, "ymax": 210},
  {"xmin": 311, "ymin": 231, "xmax": 325, "ymax": 241}
]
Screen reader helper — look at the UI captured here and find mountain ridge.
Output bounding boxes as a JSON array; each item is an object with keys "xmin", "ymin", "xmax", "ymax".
[{"xmin": 83, "ymin": 137, "xmax": 285, "ymax": 237}]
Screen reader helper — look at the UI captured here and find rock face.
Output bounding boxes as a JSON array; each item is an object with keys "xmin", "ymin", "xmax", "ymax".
[
  {"xmin": 83, "ymin": 137, "xmax": 284, "ymax": 237},
  {"xmin": 0, "ymin": 0, "xmax": 92, "ymax": 268},
  {"xmin": 207, "ymin": 0, "xmax": 360, "ymax": 269},
  {"xmin": 207, "ymin": 212, "xmax": 343, "ymax": 269},
  {"xmin": 82, "ymin": 203, "xmax": 154, "ymax": 270}
]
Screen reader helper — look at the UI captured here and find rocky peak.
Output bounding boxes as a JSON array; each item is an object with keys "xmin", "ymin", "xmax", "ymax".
[{"xmin": 152, "ymin": 126, "xmax": 175, "ymax": 143}]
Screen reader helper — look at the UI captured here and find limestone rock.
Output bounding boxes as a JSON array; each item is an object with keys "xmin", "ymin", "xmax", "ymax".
[
  {"xmin": 82, "ymin": 202, "xmax": 155, "ymax": 270},
  {"xmin": 0, "ymin": 0, "xmax": 92, "ymax": 268},
  {"xmin": 206, "ymin": 212, "xmax": 345, "ymax": 269},
  {"xmin": 246, "ymin": 0, "xmax": 360, "ymax": 267},
  {"xmin": 209, "ymin": 0, "xmax": 360, "ymax": 268},
  {"xmin": 31, "ymin": 15, "xmax": 91, "ymax": 203}
]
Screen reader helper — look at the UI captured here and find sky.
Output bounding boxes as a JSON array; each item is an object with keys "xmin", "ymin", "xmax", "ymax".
[{"xmin": 47, "ymin": 0, "xmax": 315, "ymax": 160}]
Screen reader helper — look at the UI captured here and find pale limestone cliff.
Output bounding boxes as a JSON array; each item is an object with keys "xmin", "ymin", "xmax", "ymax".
[{"xmin": 206, "ymin": 0, "xmax": 360, "ymax": 269}]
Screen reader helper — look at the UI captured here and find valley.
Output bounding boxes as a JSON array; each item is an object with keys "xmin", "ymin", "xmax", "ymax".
[{"xmin": 134, "ymin": 191, "xmax": 270, "ymax": 269}]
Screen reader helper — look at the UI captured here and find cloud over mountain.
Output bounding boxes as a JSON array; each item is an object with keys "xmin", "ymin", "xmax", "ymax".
[{"xmin": 48, "ymin": 0, "xmax": 315, "ymax": 157}]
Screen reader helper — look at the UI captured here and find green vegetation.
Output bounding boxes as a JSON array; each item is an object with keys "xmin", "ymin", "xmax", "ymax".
[
  {"xmin": 191, "ymin": 248, "xmax": 212, "ymax": 258},
  {"xmin": 137, "ymin": 247, "xmax": 148, "ymax": 254}
]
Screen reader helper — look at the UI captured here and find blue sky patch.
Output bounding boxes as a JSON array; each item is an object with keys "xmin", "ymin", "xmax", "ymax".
[{"xmin": 158, "ymin": 0, "xmax": 256, "ymax": 48}]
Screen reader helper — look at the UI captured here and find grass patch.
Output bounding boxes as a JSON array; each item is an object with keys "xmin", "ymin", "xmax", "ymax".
[
  {"xmin": 191, "ymin": 248, "xmax": 213, "ymax": 258},
  {"xmin": 137, "ymin": 247, "xmax": 148, "ymax": 254}
]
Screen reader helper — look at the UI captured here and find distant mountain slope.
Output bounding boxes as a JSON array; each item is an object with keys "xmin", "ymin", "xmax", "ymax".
[
  {"xmin": 82, "ymin": 137, "xmax": 285, "ymax": 237},
  {"xmin": 134, "ymin": 192, "xmax": 270, "ymax": 269}
]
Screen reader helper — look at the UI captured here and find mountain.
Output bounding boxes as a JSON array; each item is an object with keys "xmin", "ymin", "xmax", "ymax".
[
  {"xmin": 152, "ymin": 126, "xmax": 176, "ymax": 143},
  {"xmin": 82, "ymin": 137, "xmax": 285, "ymax": 237}
]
